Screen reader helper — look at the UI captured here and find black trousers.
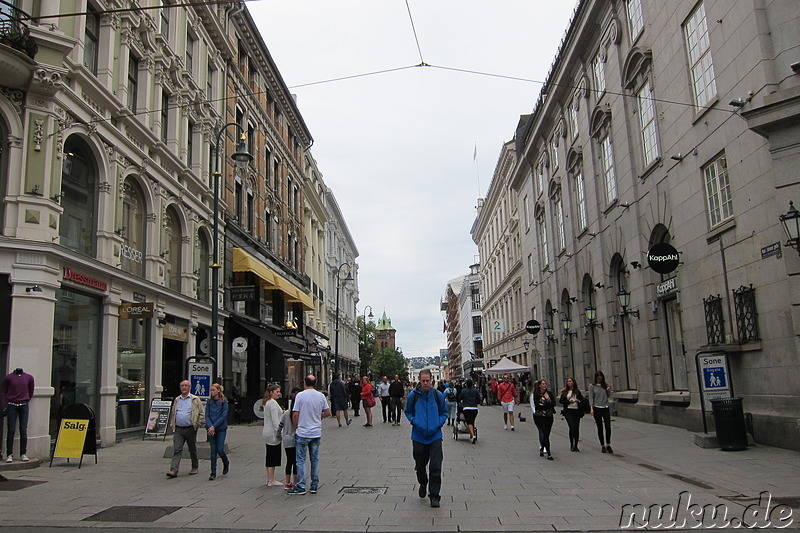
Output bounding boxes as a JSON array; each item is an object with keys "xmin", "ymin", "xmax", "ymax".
[
  {"xmin": 350, "ymin": 396, "xmax": 360, "ymax": 416},
  {"xmin": 564, "ymin": 409, "xmax": 582, "ymax": 447},
  {"xmin": 412, "ymin": 439, "xmax": 443, "ymax": 499},
  {"xmin": 593, "ymin": 407, "xmax": 612, "ymax": 445},
  {"xmin": 533, "ymin": 415, "xmax": 553, "ymax": 453},
  {"xmin": 390, "ymin": 397, "xmax": 404, "ymax": 423},
  {"xmin": 380, "ymin": 396, "xmax": 392, "ymax": 422}
]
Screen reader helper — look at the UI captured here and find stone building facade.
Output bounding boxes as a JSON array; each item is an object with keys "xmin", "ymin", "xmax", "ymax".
[{"xmin": 479, "ymin": 0, "xmax": 800, "ymax": 449}]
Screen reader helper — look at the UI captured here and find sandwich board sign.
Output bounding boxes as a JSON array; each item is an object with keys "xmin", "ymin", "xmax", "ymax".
[{"xmin": 51, "ymin": 418, "xmax": 90, "ymax": 467}]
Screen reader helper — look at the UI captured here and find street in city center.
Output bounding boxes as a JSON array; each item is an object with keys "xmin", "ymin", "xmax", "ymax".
[{"xmin": 0, "ymin": 404, "xmax": 798, "ymax": 532}]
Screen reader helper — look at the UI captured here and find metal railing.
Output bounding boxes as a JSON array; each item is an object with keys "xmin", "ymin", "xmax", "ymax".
[{"xmin": 0, "ymin": 1, "xmax": 38, "ymax": 59}]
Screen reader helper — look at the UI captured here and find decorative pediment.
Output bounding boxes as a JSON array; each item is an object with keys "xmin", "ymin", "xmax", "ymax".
[
  {"xmin": 623, "ymin": 47, "xmax": 653, "ymax": 90},
  {"xmin": 590, "ymin": 104, "xmax": 612, "ymax": 139}
]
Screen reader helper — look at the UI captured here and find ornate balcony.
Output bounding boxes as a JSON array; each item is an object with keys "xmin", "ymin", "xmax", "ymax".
[{"xmin": 0, "ymin": 1, "xmax": 38, "ymax": 89}]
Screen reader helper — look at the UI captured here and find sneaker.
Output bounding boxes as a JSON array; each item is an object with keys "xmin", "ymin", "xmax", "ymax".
[
  {"xmin": 511, "ymin": 426, "xmax": 515, "ymax": 431},
  {"xmin": 287, "ymin": 486, "xmax": 306, "ymax": 495},
  {"xmin": 346, "ymin": 419, "xmax": 352, "ymax": 425},
  {"xmin": 504, "ymin": 425, "xmax": 508, "ymax": 430},
  {"xmin": 209, "ymin": 473, "xmax": 216, "ymax": 481},
  {"xmin": 472, "ymin": 436, "xmax": 477, "ymax": 444},
  {"xmin": 5, "ymin": 455, "xmax": 12, "ymax": 463},
  {"xmin": 284, "ymin": 483, "xmax": 294, "ymax": 491},
  {"xmin": 310, "ymin": 484, "xmax": 318, "ymax": 494},
  {"xmin": 21, "ymin": 454, "xmax": 30, "ymax": 462},
  {"xmin": 547, "ymin": 454, "xmax": 554, "ymax": 460},
  {"xmin": 418, "ymin": 484, "xmax": 427, "ymax": 498},
  {"xmin": 339, "ymin": 423, "xmax": 343, "ymax": 427},
  {"xmin": 166, "ymin": 471, "xmax": 178, "ymax": 478}
]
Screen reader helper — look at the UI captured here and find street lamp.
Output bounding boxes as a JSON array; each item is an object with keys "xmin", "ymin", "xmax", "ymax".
[
  {"xmin": 361, "ymin": 304, "xmax": 374, "ymax": 377},
  {"xmin": 561, "ymin": 314, "xmax": 577, "ymax": 379},
  {"xmin": 585, "ymin": 305, "xmax": 604, "ymax": 329},
  {"xmin": 211, "ymin": 123, "xmax": 252, "ymax": 378},
  {"xmin": 779, "ymin": 201, "xmax": 800, "ymax": 256},
  {"xmin": 617, "ymin": 288, "xmax": 640, "ymax": 318},
  {"xmin": 333, "ymin": 262, "xmax": 353, "ymax": 375}
]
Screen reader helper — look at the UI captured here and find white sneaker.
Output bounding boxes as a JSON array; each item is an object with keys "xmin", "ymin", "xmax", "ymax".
[
  {"xmin": 21, "ymin": 454, "xmax": 29, "ymax": 462},
  {"xmin": 504, "ymin": 425, "xmax": 508, "ymax": 430},
  {"xmin": 5, "ymin": 455, "xmax": 12, "ymax": 463}
]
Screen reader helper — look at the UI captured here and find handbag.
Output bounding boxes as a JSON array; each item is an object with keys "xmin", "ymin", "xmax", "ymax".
[
  {"xmin": 580, "ymin": 396, "xmax": 590, "ymax": 415},
  {"xmin": 365, "ymin": 394, "xmax": 376, "ymax": 407}
]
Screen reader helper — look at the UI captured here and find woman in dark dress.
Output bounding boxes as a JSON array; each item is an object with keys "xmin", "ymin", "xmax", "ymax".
[{"xmin": 531, "ymin": 379, "xmax": 556, "ymax": 460}]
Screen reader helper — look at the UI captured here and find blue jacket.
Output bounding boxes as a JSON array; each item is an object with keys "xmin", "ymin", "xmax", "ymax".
[
  {"xmin": 205, "ymin": 397, "xmax": 228, "ymax": 432},
  {"xmin": 405, "ymin": 386, "xmax": 447, "ymax": 444}
]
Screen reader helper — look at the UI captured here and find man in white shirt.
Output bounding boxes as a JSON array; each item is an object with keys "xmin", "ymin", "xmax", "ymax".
[{"xmin": 287, "ymin": 375, "xmax": 331, "ymax": 495}]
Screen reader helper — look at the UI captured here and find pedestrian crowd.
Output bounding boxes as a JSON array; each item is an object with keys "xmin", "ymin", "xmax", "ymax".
[{"xmin": 162, "ymin": 369, "xmax": 615, "ymax": 509}]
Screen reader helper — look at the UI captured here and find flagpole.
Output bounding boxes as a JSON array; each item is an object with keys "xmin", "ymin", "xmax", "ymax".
[{"xmin": 474, "ymin": 142, "xmax": 481, "ymax": 198}]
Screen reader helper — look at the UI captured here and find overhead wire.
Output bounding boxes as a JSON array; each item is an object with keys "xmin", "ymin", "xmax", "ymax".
[{"xmin": 404, "ymin": 0, "xmax": 427, "ymax": 66}]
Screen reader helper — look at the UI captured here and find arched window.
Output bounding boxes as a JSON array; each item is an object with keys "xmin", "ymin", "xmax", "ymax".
[
  {"xmin": 195, "ymin": 229, "xmax": 210, "ymax": 303},
  {"xmin": 60, "ymin": 136, "xmax": 98, "ymax": 256},
  {"xmin": 164, "ymin": 206, "xmax": 182, "ymax": 291},
  {"xmin": 121, "ymin": 178, "xmax": 147, "ymax": 277}
]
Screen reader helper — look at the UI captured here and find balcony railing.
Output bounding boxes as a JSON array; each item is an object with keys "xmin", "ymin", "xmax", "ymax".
[{"xmin": 0, "ymin": 1, "xmax": 38, "ymax": 59}]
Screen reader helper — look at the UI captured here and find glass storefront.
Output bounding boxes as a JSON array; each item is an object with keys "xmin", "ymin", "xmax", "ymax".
[
  {"xmin": 117, "ymin": 315, "xmax": 148, "ymax": 430},
  {"xmin": 50, "ymin": 288, "xmax": 101, "ymax": 438}
]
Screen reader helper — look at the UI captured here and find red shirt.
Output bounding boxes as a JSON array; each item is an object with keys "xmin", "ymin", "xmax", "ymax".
[
  {"xmin": 497, "ymin": 381, "xmax": 517, "ymax": 403},
  {"xmin": 0, "ymin": 371, "xmax": 35, "ymax": 406}
]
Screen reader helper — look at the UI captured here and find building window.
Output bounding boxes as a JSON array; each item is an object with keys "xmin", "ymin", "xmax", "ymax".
[
  {"xmin": 127, "ymin": 54, "xmax": 138, "ymax": 112},
  {"xmin": 637, "ymin": 81, "xmax": 659, "ymax": 166},
  {"xmin": 684, "ymin": 2, "xmax": 716, "ymax": 108},
  {"xmin": 247, "ymin": 189, "xmax": 254, "ymax": 232},
  {"xmin": 206, "ymin": 63, "xmax": 215, "ymax": 100},
  {"xmin": 160, "ymin": 91, "xmax": 169, "ymax": 143},
  {"xmin": 83, "ymin": 6, "xmax": 99, "ymax": 75},
  {"xmin": 164, "ymin": 207, "xmax": 182, "ymax": 291},
  {"xmin": 554, "ymin": 197, "xmax": 566, "ymax": 251},
  {"xmin": 523, "ymin": 195, "xmax": 530, "ymax": 231},
  {"xmin": 704, "ymin": 153, "xmax": 732, "ymax": 227},
  {"xmin": 287, "ymin": 177, "xmax": 293, "ymax": 213},
  {"xmin": 527, "ymin": 253, "xmax": 534, "ymax": 282},
  {"xmin": 703, "ymin": 294, "xmax": 725, "ymax": 344},
  {"xmin": 265, "ymin": 208, "xmax": 272, "ymax": 249},
  {"xmin": 121, "ymin": 179, "xmax": 146, "ymax": 277},
  {"xmin": 160, "ymin": 0, "xmax": 170, "ymax": 41},
  {"xmin": 600, "ymin": 135, "xmax": 617, "ymax": 203},
  {"xmin": 732, "ymin": 284, "xmax": 759, "ymax": 343},
  {"xmin": 593, "ymin": 51, "xmax": 606, "ymax": 95},
  {"xmin": 186, "ymin": 33, "xmax": 195, "ymax": 75},
  {"xmin": 472, "ymin": 314, "xmax": 482, "ymax": 334},
  {"xmin": 293, "ymin": 185, "xmax": 299, "ymax": 216},
  {"xmin": 187, "ymin": 121, "xmax": 194, "ymax": 167},
  {"xmin": 247, "ymin": 121, "xmax": 255, "ymax": 162},
  {"xmin": 626, "ymin": 0, "xmax": 644, "ymax": 42},
  {"xmin": 575, "ymin": 171, "xmax": 587, "ymax": 230},
  {"xmin": 538, "ymin": 218, "xmax": 550, "ymax": 268},
  {"xmin": 569, "ymin": 101, "xmax": 579, "ymax": 140},
  {"xmin": 60, "ymin": 137, "xmax": 98, "ymax": 256},
  {"xmin": 537, "ymin": 164, "xmax": 545, "ymax": 196}
]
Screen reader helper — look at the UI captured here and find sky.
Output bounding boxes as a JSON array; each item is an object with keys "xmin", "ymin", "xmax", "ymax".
[{"xmin": 248, "ymin": 1, "xmax": 579, "ymax": 358}]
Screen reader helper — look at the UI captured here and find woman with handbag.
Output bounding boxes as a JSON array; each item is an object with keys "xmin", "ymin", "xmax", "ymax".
[
  {"xmin": 261, "ymin": 384, "xmax": 284, "ymax": 486},
  {"xmin": 531, "ymin": 379, "xmax": 556, "ymax": 460},
  {"xmin": 559, "ymin": 377, "xmax": 584, "ymax": 452},
  {"xmin": 589, "ymin": 371, "xmax": 614, "ymax": 453},
  {"xmin": 360, "ymin": 376, "xmax": 374, "ymax": 427}
]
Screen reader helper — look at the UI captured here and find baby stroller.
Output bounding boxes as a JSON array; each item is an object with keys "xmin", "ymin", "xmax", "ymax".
[{"xmin": 452, "ymin": 405, "xmax": 477, "ymax": 441}]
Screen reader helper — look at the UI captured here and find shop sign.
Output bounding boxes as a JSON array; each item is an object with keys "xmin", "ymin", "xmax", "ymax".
[
  {"xmin": 53, "ymin": 418, "xmax": 89, "ymax": 459},
  {"xmin": 162, "ymin": 323, "xmax": 189, "ymax": 342},
  {"xmin": 63, "ymin": 266, "xmax": 108, "ymax": 292},
  {"xmin": 656, "ymin": 277, "xmax": 676, "ymax": 296},
  {"xmin": 276, "ymin": 330, "xmax": 297, "ymax": 337},
  {"xmin": 144, "ymin": 399, "xmax": 172, "ymax": 436},
  {"xmin": 120, "ymin": 243, "xmax": 143, "ymax": 263},
  {"xmin": 230, "ymin": 285, "xmax": 257, "ymax": 301},
  {"xmin": 525, "ymin": 319, "xmax": 541, "ymax": 335},
  {"xmin": 647, "ymin": 243, "xmax": 680, "ymax": 274},
  {"xmin": 119, "ymin": 301, "xmax": 155, "ymax": 319}
]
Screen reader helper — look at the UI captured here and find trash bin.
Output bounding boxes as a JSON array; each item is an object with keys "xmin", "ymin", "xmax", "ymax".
[{"xmin": 710, "ymin": 397, "xmax": 747, "ymax": 451}]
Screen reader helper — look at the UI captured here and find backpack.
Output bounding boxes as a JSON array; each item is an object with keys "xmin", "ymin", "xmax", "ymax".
[{"xmin": 445, "ymin": 388, "xmax": 457, "ymax": 402}]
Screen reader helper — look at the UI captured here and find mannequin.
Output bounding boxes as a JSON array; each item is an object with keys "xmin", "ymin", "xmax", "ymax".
[{"xmin": 0, "ymin": 368, "xmax": 35, "ymax": 462}]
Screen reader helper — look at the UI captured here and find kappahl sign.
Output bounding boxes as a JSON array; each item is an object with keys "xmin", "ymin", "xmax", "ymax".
[{"xmin": 647, "ymin": 243, "xmax": 680, "ymax": 274}]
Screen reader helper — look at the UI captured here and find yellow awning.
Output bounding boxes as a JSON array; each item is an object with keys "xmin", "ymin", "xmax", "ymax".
[
  {"xmin": 232, "ymin": 248, "xmax": 311, "ymax": 306},
  {"xmin": 289, "ymin": 290, "xmax": 314, "ymax": 311},
  {"xmin": 232, "ymin": 248, "xmax": 275, "ymax": 287}
]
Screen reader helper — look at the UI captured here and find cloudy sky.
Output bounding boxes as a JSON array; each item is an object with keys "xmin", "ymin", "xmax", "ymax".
[{"xmin": 248, "ymin": 1, "xmax": 578, "ymax": 358}]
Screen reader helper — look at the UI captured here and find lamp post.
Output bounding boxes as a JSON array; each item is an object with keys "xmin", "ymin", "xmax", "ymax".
[
  {"xmin": 561, "ymin": 314, "xmax": 577, "ymax": 379},
  {"xmin": 361, "ymin": 305, "xmax": 374, "ymax": 377},
  {"xmin": 779, "ymin": 201, "xmax": 800, "ymax": 256},
  {"xmin": 333, "ymin": 262, "xmax": 353, "ymax": 375},
  {"xmin": 211, "ymin": 123, "xmax": 252, "ymax": 379}
]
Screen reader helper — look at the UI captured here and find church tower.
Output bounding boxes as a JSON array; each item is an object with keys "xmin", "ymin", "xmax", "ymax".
[{"xmin": 375, "ymin": 311, "xmax": 396, "ymax": 350}]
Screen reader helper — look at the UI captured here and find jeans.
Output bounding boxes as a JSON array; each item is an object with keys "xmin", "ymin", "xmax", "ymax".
[
  {"xmin": 446, "ymin": 401, "xmax": 457, "ymax": 420},
  {"xmin": 564, "ymin": 409, "xmax": 582, "ymax": 448},
  {"xmin": 208, "ymin": 430, "xmax": 228, "ymax": 474},
  {"xmin": 170, "ymin": 426, "xmax": 198, "ymax": 472},
  {"xmin": 593, "ymin": 407, "xmax": 612, "ymax": 445},
  {"xmin": 533, "ymin": 415, "xmax": 553, "ymax": 453},
  {"xmin": 6, "ymin": 403, "xmax": 29, "ymax": 455},
  {"xmin": 412, "ymin": 439, "xmax": 443, "ymax": 499},
  {"xmin": 294, "ymin": 435, "xmax": 320, "ymax": 490}
]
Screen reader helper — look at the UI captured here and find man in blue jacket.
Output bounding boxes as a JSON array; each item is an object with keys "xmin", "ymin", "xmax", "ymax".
[{"xmin": 405, "ymin": 368, "xmax": 448, "ymax": 508}]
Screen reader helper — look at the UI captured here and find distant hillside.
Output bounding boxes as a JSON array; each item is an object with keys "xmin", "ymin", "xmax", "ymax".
[{"xmin": 407, "ymin": 356, "xmax": 441, "ymax": 369}]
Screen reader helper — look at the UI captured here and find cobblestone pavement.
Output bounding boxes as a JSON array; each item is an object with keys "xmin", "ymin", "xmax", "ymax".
[{"xmin": 0, "ymin": 404, "xmax": 798, "ymax": 532}]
